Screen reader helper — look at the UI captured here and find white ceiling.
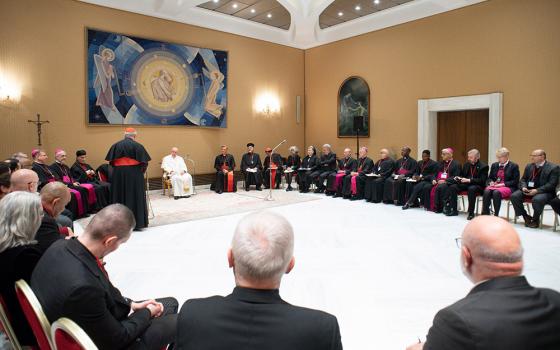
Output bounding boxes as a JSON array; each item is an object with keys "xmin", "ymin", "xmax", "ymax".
[{"xmin": 78, "ymin": 0, "xmax": 487, "ymax": 49}]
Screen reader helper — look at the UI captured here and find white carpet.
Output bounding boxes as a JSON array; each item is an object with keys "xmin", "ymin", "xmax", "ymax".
[{"xmin": 92, "ymin": 193, "xmax": 560, "ymax": 350}]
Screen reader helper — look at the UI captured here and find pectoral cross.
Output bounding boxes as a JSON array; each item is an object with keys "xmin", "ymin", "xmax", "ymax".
[{"xmin": 27, "ymin": 113, "xmax": 50, "ymax": 146}]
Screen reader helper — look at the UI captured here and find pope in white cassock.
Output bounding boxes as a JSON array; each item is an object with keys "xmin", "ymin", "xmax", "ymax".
[{"xmin": 161, "ymin": 147, "xmax": 193, "ymax": 199}]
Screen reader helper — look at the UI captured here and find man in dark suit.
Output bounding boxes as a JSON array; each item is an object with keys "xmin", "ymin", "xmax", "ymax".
[
  {"xmin": 31, "ymin": 204, "xmax": 178, "ymax": 350},
  {"xmin": 510, "ymin": 149, "xmax": 559, "ymax": 228},
  {"xmin": 407, "ymin": 216, "xmax": 560, "ymax": 350},
  {"xmin": 35, "ymin": 182, "xmax": 72, "ymax": 253},
  {"xmin": 176, "ymin": 211, "xmax": 343, "ymax": 350},
  {"xmin": 364, "ymin": 148, "xmax": 395, "ymax": 203},
  {"xmin": 311, "ymin": 144, "xmax": 337, "ymax": 193},
  {"xmin": 240, "ymin": 142, "xmax": 263, "ymax": 191},
  {"xmin": 443, "ymin": 149, "xmax": 488, "ymax": 219}
]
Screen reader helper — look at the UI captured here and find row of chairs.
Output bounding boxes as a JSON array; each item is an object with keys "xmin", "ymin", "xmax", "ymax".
[
  {"xmin": 0, "ymin": 280, "xmax": 97, "ymax": 350},
  {"xmin": 456, "ymin": 192, "xmax": 559, "ymax": 231}
]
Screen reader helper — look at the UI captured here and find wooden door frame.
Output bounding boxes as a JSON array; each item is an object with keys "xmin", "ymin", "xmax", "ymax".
[{"xmin": 417, "ymin": 93, "xmax": 502, "ymax": 164}]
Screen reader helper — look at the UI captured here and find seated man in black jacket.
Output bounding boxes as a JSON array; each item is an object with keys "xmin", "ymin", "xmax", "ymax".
[
  {"xmin": 31, "ymin": 204, "xmax": 178, "ymax": 350},
  {"xmin": 510, "ymin": 149, "xmax": 559, "ymax": 228},
  {"xmin": 176, "ymin": 211, "xmax": 343, "ymax": 350},
  {"xmin": 35, "ymin": 182, "xmax": 72, "ymax": 253},
  {"xmin": 443, "ymin": 149, "xmax": 488, "ymax": 219},
  {"xmin": 407, "ymin": 216, "xmax": 560, "ymax": 350}
]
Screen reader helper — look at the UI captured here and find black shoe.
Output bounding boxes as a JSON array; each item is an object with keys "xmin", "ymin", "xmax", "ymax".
[
  {"xmin": 527, "ymin": 219, "xmax": 539, "ymax": 228},
  {"xmin": 402, "ymin": 204, "xmax": 411, "ymax": 210},
  {"xmin": 286, "ymin": 186, "xmax": 292, "ymax": 192},
  {"xmin": 184, "ymin": 195, "xmax": 191, "ymax": 199},
  {"xmin": 443, "ymin": 205, "xmax": 451, "ymax": 215},
  {"xmin": 332, "ymin": 193, "xmax": 340, "ymax": 198},
  {"xmin": 325, "ymin": 191, "xmax": 333, "ymax": 196},
  {"xmin": 217, "ymin": 190, "xmax": 223, "ymax": 194},
  {"xmin": 174, "ymin": 196, "xmax": 179, "ymax": 200},
  {"xmin": 522, "ymin": 214, "xmax": 533, "ymax": 227},
  {"xmin": 467, "ymin": 213, "xmax": 475, "ymax": 220},
  {"xmin": 314, "ymin": 188, "xmax": 322, "ymax": 193},
  {"xmin": 445, "ymin": 210, "xmax": 459, "ymax": 216},
  {"xmin": 257, "ymin": 187, "xmax": 262, "ymax": 191},
  {"xmin": 245, "ymin": 187, "xmax": 249, "ymax": 191}
]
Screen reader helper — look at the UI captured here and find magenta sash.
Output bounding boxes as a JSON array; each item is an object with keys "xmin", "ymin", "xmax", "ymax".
[
  {"xmin": 429, "ymin": 171, "xmax": 444, "ymax": 211},
  {"xmin": 80, "ymin": 183, "xmax": 97, "ymax": 205},
  {"xmin": 69, "ymin": 189, "xmax": 84, "ymax": 216},
  {"xmin": 63, "ymin": 175, "xmax": 71, "ymax": 183},
  {"xmin": 333, "ymin": 173, "xmax": 346, "ymax": 191},
  {"xmin": 350, "ymin": 175, "xmax": 358, "ymax": 195},
  {"xmin": 397, "ymin": 168, "xmax": 408, "ymax": 175},
  {"xmin": 486, "ymin": 186, "xmax": 512, "ymax": 199}
]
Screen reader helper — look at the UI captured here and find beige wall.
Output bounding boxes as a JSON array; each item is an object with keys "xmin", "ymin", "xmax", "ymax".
[
  {"xmin": 0, "ymin": 0, "xmax": 305, "ymax": 176},
  {"xmin": 305, "ymin": 0, "xmax": 560, "ymax": 164}
]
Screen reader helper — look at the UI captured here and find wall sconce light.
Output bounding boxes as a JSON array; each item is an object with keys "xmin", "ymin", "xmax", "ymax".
[
  {"xmin": 0, "ymin": 74, "xmax": 22, "ymax": 107},
  {"xmin": 256, "ymin": 92, "xmax": 280, "ymax": 117}
]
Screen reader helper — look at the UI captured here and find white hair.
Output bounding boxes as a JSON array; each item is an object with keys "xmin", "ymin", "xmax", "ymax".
[
  {"xmin": 289, "ymin": 146, "xmax": 299, "ymax": 153},
  {"xmin": 468, "ymin": 149, "xmax": 480, "ymax": 158},
  {"xmin": 231, "ymin": 211, "xmax": 294, "ymax": 282},
  {"xmin": 322, "ymin": 144, "xmax": 332, "ymax": 150},
  {"xmin": 0, "ymin": 191, "xmax": 41, "ymax": 253},
  {"xmin": 124, "ymin": 131, "xmax": 137, "ymax": 138},
  {"xmin": 496, "ymin": 147, "xmax": 509, "ymax": 157}
]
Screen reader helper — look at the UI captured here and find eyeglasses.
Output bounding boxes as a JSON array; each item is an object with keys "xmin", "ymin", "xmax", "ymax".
[{"xmin": 454, "ymin": 237, "xmax": 462, "ymax": 249}]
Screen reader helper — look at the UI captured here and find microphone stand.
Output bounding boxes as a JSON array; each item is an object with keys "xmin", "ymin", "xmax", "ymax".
[{"xmin": 265, "ymin": 140, "xmax": 287, "ymax": 201}]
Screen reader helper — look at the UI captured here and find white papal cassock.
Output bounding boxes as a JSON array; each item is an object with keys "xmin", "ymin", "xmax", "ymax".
[{"xmin": 161, "ymin": 154, "xmax": 193, "ymax": 197}]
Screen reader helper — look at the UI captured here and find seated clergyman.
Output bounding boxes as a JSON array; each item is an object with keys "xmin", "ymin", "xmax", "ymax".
[
  {"xmin": 162, "ymin": 146, "xmax": 193, "ymax": 199},
  {"xmin": 176, "ymin": 211, "xmax": 343, "ymax": 350},
  {"xmin": 240, "ymin": 142, "xmax": 263, "ymax": 191},
  {"xmin": 407, "ymin": 216, "xmax": 560, "ymax": 350}
]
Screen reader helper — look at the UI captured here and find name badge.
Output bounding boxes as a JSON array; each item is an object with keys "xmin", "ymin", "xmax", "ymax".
[
  {"xmin": 441, "ymin": 172, "xmax": 448, "ymax": 179},
  {"xmin": 378, "ymin": 166, "xmax": 381, "ymax": 171},
  {"xmin": 394, "ymin": 174, "xmax": 399, "ymax": 180},
  {"xmin": 528, "ymin": 181, "xmax": 535, "ymax": 188}
]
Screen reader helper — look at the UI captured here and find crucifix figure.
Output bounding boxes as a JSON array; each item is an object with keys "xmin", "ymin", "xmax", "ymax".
[{"xmin": 27, "ymin": 113, "xmax": 50, "ymax": 146}]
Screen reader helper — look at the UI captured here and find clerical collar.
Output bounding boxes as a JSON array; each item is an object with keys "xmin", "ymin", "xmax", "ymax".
[
  {"xmin": 536, "ymin": 160, "xmax": 546, "ymax": 167},
  {"xmin": 499, "ymin": 160, "xmax": 509, "ymax": 167}
]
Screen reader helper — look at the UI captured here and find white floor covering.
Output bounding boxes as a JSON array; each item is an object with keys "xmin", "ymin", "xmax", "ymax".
[{"xmin": 95, "ymin": 192, "xmax": 560, "ymax": 350}]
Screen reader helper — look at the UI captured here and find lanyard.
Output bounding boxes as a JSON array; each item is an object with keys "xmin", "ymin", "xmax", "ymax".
[
  {"xmin": 400, "ymin": 158, "xmax": 408, "ymax": 170},
  {"xmin": 531, "ymin": 166, "xmax": 541, "ymax": 181},
  {"xmin": 420, "ymin": 161, "xmax": 429, "ymax": 174},
  {"xmin": 442, "ymin": 161, "xmax": 451, "ymax": 174},
  {"xmin": 470, "ymin": 164, "xmax": 477, "ymax": 178}
]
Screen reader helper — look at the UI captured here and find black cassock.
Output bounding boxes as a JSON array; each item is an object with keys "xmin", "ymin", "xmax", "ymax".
[
  {"xmin": 263, "ymin": 154, "xmax": 283, "ymax": 189},
  {"xmin": 212, "ymin": 154, "xmax": 236, "ymax": 193},
  {"xmin": 405, "ymin": 159, "xmax": 438, "ymax": 206},
  {"xmin": 240, "ymin": 153, "xmax": 262, "ymax": 190},
  {"xmin": 50, "ymin": 162, "xmax": 92, "ymax": 214},
  {"xmin": 71, "ymin": 161, "xmax": 111, "ymax": 209},
  {"xmin": 365, "ymin": 158, "xmax": 395, "ymax": 203},
  {"xmin": 422, "ymin": 160, "xmax": 461, "ymax": 212},
  {"xmin": 341, "ymin": 157, "xmax": 374, "ymax": 198},
  {"xmin": 383, "ymin": 156, "xmax": 416, "ymax": 205},
  {"xmin": 105, "ymin": 137, "xmax": 151, "ymax": 230},
  {"xmin": 284, "ymin": 154, "xmax": 301, "ymax": 188},
  {"xmin": 326, "ymin": 157, "xmax": 357, "ymax": 195},
  {"xmin": 299, "ymin": 155, "xmax": 319, "ymax": 192},
  {"xmin": 32, "ymin": 162, "xmax": 81, "ymax": 219}
]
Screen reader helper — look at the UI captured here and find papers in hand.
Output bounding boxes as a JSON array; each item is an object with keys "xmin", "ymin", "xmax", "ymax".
[
  {"xmin": 246, "ymin": 168, "xmax": 258, "ymax": 173},
  {"xmin": 284, "ymin": 168, "xmax": 294, "ymax": 173},
  {"xmin": 298, "ymin": 168, "xmax": 311, "ymax": 171},
  {"xmin": 406, "ymin": 178, "xmax": 417, "ymax": 182},
  {"xmin": 366, "ymin": 173, "xmax": 380, "ymax": 177}
]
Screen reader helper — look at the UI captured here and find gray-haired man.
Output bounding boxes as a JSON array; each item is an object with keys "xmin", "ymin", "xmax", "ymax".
[{"xmin": 176, "ymin": 211, "xmax": 343, "ymax": 350}]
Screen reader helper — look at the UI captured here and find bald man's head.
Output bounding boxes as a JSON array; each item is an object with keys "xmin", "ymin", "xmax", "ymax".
[
  {"xmin": 460, "ymin": 216, "xmax": 523, "ymax": 283},
  {"xmin": 40, "ymin": 182, "xmax": 71, "ymax": 217},
  {"xmin": 10, "ymin": 169, "xmax": 39, "ymax": 192}
]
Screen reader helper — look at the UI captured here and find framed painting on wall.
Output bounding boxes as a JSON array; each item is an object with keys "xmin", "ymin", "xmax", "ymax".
[
  {"xmin": 337, "ymin": 76, "xmax": 370, "ymax": 137},
  {"xmin": 86, "ymin": 28, "xmax": 228, "ymax": 127}
]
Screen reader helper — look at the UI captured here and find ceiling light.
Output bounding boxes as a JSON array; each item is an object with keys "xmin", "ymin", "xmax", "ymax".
[
  {"xmin": 267, "ymin": 13, "xmax": 272, "ymax": 18},
  {"xmin": 374, "ymin": 0, "xmax": 380, "ymax": 4},
  {"xmin": 212, "ymin": 0, "xmax": 219, "ymax": 3},
  {"xmin": 355, "ymin": 5, "xmax": 361, "ymax": 10},
  {"xmin": 232, "ymin": 3, "xmax": 238, "ymax": 8},
  {"xmin": 250, "ymin": 8, "xmax": 255, "ymax": 13},
  {"xmin": 338, "ymin": 11, "xmax": 343, "ymax": 16}
]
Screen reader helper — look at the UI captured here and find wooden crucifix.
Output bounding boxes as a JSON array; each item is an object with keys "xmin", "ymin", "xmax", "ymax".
[{"xmin": 27, "ymin": 113, "xmax": 50, "ymax": 147}]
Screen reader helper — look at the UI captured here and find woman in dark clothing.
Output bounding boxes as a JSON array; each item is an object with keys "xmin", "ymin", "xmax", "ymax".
[{"xmin": 0, "ymin": 191, "xmax": 44, "ymax": 347}]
